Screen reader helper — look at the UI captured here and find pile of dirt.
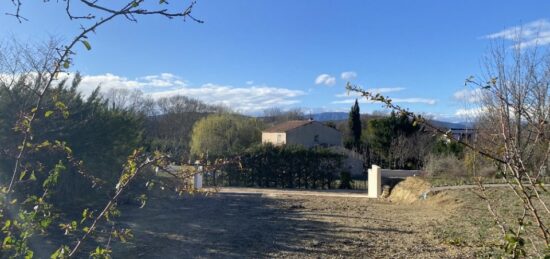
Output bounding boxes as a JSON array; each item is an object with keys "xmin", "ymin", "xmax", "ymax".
[{"xmin": 389, "ymin": 177, "xmax": 431, "ymax": 203}]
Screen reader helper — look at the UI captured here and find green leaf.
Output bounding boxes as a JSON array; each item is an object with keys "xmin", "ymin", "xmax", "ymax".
[
  {"xmin": 3, "ymin": 236, "xmax": 12, "ymax": 245},
  {"xmin": 81, "ymin": 40, "xmax": 92, "ymax": 51},
  {"xmin": 29, "ymin": 171, "xmax": 37, "ymax": 181},
  {"xmin": 45, "ymin": 110, "xmax": 54, "ymax": 118},
  {"xmin": 82, "ymin": 208, "xmax": 89, "ymax": 219},
  {"xmin": 40, "ymin": 218, "xmax": 52, "ymax": 229},
  {"xmin": 19, "ymin": 170, "xmax": 27, "ymax": 181},
  {"xmin": 55, "ymin": 101, "xmax": 67, "ymax": 110},
  {"xmin": 3, "ymin": 220, "xmax": 11, "ymax": 230},
  {"xmin": 504, "ymin": 233, "xmax": 517, "ymax": 243},
  {"xmin": 63, "ymin": 61, "xmax": 70, "ymax": 69},
  {"xmin": 132, "ymin": 1, "xmax": 139, "ymax": 7}
]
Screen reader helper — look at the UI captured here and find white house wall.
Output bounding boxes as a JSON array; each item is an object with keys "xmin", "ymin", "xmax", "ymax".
[
  {"xmin": 285, "ymin": 122, "xmax": 342, "ymax": 148},
  {"xmin": 262, "ymin": 132, "xmax": 286, "ymax": 146}
]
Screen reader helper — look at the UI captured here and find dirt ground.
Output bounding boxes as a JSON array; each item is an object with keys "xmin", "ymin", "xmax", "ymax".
[{"xmin": 110, "ymin": 189, "xmax": 481, "ymax": 258}]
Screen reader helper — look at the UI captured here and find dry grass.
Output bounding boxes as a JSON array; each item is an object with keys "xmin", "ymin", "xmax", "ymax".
[
  {"xmin": 389, "ymin": 177, "xmax": 431, "ymax": 203},
  {"xmin": 430, "ymin": 188, "xmax": 550, "ymax": 257}
]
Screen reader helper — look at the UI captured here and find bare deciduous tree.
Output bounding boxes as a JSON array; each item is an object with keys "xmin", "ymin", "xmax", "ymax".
[{"xmin": 347, "ymin": 37, "xmax": 550, "ymax": 256}]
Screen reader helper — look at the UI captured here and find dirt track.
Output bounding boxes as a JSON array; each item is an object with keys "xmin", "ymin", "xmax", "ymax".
[{"xmin": 112, "ymin": 190, "xmax": 474, "ymax": 258}]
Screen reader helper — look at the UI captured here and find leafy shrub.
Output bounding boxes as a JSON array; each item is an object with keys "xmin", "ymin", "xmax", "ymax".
[
  {"xmin": 339, "ymin": 171, "xmax": 352, "ymax": 189},
  {"xmin": 432, "ymin": 139, "xmax": 464, "ymax": 158},
  {"xmin": 225, "ymin": 144, "xmax": 343, "ymax": 189},
  {"xmin": 0, "ymin": 75, "xmax": 144, "ymax": 205}
]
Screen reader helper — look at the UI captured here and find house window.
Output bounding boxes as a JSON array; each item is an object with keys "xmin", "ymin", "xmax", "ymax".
[{"xmin": 314, "ymin": 134, "xmax": 319, "ymax": 143}]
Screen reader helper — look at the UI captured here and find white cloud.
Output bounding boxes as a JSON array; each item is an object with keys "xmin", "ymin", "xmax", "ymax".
[
  {"xmin": 340, "ymin": 71, "xmax": 357, "ymax": 80},
  {"xmin": 149, "ymin": 83, "xmax": 305, "ymax": 112},
  {"xmin": 332, "ymin": 87, "xmax": 434, "ymax": 105},
  {"xmin": 335, "ymin": 87, "xmax": 405, "ymax": 98},
  {"xmin": 139, "ymin": 73, "xmax": 187, "ymax": 88},
  {"xmin": 78, "ymin": 73, "xmax": 144, "ymax": 94},
  {"xmin": 453, "ymin": 88, "xmax": 483, "ymax": 103},
  {"xmin": 392, "ymin": 98, "xmax": 437, "ymax": 105},
  {"xmin": 56, "ymin": 72, "xmax": 187, "ymax": 96},
  {"xmin": 245, "ymin": 80, "xmax": 254, "ymax": 85},
  {"xmin": 455, "ymin": 107, "xmax": 486, "ymax": 117},
  {"xmin": 331, "ymin": 99, "xmax": 374, "ymax": 104},
  {"xmin": 332, "ymin": 97, "xmax": 436, "ymax": 105},
  {"xmin": 335, "ymin": 91, "xmax": 361, "ymax": 98},
  {"xmin": 366, "ymin": 87, "xmax": 405, "ymax": 94},
  {"xmin": 484, "ymin": 19, "xmax": 550, "ymax": 48},
  {"xmin": 314, "ymin": 74, "xmax": 336, "ymax": 86},
  {"xmin": 64, "ymin": 72, "xmax": 305, "ymax": 113}
]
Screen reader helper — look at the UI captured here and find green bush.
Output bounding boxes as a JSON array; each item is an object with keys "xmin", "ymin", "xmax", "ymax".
[
  {"xmin": 227, "ymin": 144, "xmax": 343, "ymax": 189},
  {"xmin": 0, "ymin": 75, "xmax": 144, "ymax": 204}
]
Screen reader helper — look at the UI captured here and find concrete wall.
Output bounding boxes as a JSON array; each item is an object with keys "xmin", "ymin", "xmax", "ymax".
[
  {"xmin": 262, "ymin": 132, "xmax": 286, "ymax": 146},
  {"xmin": 285, "ymin": 122, "xmax": 342, "ymax": 148}
]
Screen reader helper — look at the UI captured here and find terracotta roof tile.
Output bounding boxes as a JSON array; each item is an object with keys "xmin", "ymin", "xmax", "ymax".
[{"xmin": 263, "ymin": 120, "xmax": 313, "ymax": 133}]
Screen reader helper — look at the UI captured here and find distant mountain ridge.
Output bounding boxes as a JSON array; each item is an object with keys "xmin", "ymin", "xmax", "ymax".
[
  {"xmin": 311, "ymin": 112, "xmax": 472, "ymax": 129},
  {"xmin": 311, "ymin": 112, "xmax": 349, "ymax": 121}
]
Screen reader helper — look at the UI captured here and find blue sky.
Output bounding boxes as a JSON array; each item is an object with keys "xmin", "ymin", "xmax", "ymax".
[{"xmin": 2, "ymin": 1, "xmax": 550, "ymax": 121}]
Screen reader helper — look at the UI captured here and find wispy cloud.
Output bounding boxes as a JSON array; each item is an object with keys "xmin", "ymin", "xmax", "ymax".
[
  {"xmin": 149, "ymin": 84, "xmax": 305, "ymax": 112},
  {"xmin": 455, "ymin": 107, "xmax": 486, "ymax": 117},
  {"xmin": 392, "ymin": 98, "xmax": 437, "ymax": 105},
  {"xmin": 484, "ymin": 19, "xmax": 550, "ymax": 48},
  {"xmin": 63, "ymin": 72, "xmax": 305, "ymax": 113},
  {"xmin": 332, "ymin": 97, "xmax": 436, "ymax": 105},
  {"xmin": 332, "ymin": 99, "xmax": 375, "ymax": 104},
  {"xmin": 335, "ymin": 87, "xmax": 405, "ymax": 97},
  {"xmin": 78, "ymin": 73, "xmax": 144, "ymax": 93},
  {"xmin": 314, "ymin": 73, "xmax": 336, "ymax": 86},
  {"xmin": 340, "ymin": 71, "xmax": 357, "ymax": 80},
  {"xmin": 139, "ymin": 73, "xmax": 187, "ymax": 88},
  {"xmin": 453, "ymin": 88, "xmax": 483, "ymax": 103},
  {"xmin": 366, "ymin": 87, "xmax": 405, "ymax": 94}
]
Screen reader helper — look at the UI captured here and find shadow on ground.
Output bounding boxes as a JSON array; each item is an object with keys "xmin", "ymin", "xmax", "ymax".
[
  {"xmin": 112, "ymin": 193, "xmax": 346, "ymax": 258},
  {"xmin": 29, "ymin": 189, "xmax": 470, "ymax": 258}
]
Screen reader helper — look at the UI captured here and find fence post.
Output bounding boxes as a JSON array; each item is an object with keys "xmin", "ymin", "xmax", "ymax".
[
  {"xmin": 194, "ymin": 173, "xmax": 203, "ymax": 189},
  {"xmin": 368, "ymin": 165, "xmax": 381, "ymax": 198},
  {"xmin": 194, "ymin": 165, "xmax": 203, "ymax": 189}
]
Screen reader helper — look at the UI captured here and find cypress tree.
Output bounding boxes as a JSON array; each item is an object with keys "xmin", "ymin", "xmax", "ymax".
[{"xmin": 348, "ymin": 99, "xmax": 362, "ymax": 150}]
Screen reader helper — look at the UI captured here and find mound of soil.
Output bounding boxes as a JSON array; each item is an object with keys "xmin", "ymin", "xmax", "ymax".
[{"xmin": 389, "ymin": 177, "xmax": 431, "ymax": 203}]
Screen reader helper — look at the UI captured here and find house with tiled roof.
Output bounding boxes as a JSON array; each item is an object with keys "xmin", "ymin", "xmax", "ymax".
[
  {"xmin": 262, "ymin": 119, "xmax": 342, "ymax": 148},
  {"xmin": 262, "ymin": 119, "xmax": 365, "ymax": 176}
]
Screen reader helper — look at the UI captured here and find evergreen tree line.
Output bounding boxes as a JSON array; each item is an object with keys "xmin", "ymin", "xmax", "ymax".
[
  {"xmin": 0, "ymin": 75, "xmax": 231, "ymax": 203},
  {"xmin": 0, "ymin": 75, "xmax": 144, "ymax": 203},
  {"xmin": 213, "ymin": 144, "xmax": 343, "ymax": 189},
  {"xmin": 342, "ymin": 103, "xmax": 462, "ymax": 170}
]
